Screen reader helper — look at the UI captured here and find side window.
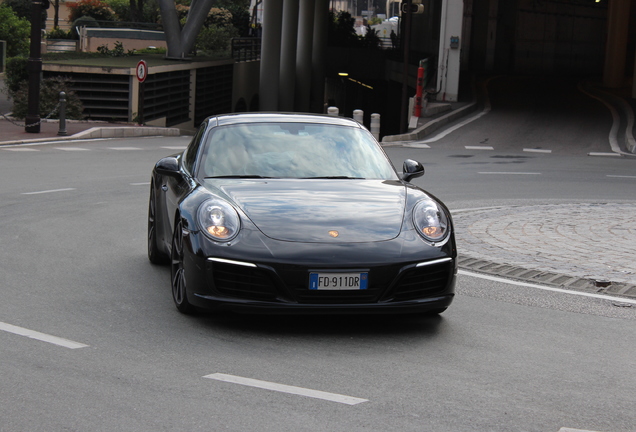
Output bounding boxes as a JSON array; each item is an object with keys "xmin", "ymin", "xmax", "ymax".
[{"xmin": 183, "ymin": 124, "xmax": 206, "ymax": 175}]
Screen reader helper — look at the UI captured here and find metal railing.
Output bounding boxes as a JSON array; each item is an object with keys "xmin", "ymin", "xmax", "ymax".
[{"xmin": 231, "ymin": 38, "xmax": 261, "ymax": 62}]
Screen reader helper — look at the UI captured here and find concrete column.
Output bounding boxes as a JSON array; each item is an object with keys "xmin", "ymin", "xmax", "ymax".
[
  {"xmin": 435, "ymin": 0, "xmax": 464, "ymax": 102},
  {"xmin": 259, "ymin": 0, "xmax": 284, "ymax": 111},
  {"xmin": 295, "ymin": 0, "xmax": 315, "ymax": 112},
  {"xmin": 279, "ymin": 0, "xmax": 299, "ymax": 111},
  {"xmin": 310, "ymin": 0, "xmax": 329, "ymax": 113},
  {"xmin": 633, "ymin": 51, "xmax": 636, "ymax": 99},
  {"xmin": 603, "ymin": 0, "xmax": 631, "ymax": 88}
]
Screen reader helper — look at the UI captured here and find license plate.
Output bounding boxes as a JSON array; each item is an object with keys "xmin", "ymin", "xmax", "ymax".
[{"xmin": 309, "ymin": 272, "xmax": 368, "ymax": 290}]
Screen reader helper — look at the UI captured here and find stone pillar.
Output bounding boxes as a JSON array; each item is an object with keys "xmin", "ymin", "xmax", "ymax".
[
  {"xmin": 259, "ymin": 0, "xmax": 284, "ymax": 111},
  {"xmin": 310, "ymin": 0, "xmax": 329, "ymax": 113},
  {"xmin": 279, "ymin": 0, "xmax": 299, "ymax": 111},
  {"xmin": 603, "ymin": 0, "xmax": 631, "ymax": 88},
  {"xmin": 295, "ymin": 0, "xmax": 315, "ymax": 112}
]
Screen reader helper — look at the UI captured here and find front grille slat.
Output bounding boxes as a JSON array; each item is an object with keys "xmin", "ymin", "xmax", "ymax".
[
  {"xmin": 387, "ymin": 263, "xmax": 452, "ymax": 302},
  {"xmin": 211, "ymin": 264, "xmax": 279, "ymax": 301}
]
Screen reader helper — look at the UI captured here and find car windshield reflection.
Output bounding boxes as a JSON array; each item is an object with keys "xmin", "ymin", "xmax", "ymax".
[{"xmin": 199, "ymin": 122, "xmax": 398, "ymax": 180}]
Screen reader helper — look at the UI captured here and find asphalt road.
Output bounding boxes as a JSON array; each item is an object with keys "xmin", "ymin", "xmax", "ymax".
[{"xmin": 1, "ymin": 76, "xmax": 636, "ymax": 432}]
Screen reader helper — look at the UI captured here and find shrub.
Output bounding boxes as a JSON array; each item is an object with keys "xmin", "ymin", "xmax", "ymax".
[
  {"xmin": 3, "ymin": 56, "xmax": 29, "ymax": 98},
  {"xmin": 96, "ymin": 41, "xmax": 135, "ymax": 57},
  {"xmin": 67, "ymin": 0, "xmax": 115, "ymax": 23},
  {"xmin": 10, "ymin": 76, "xmax": 85, "ymax": 120},
  {"xmin": 105, "ymin": 0, "xmax": 161, "ymax": 23},
  {"xmin": 360, "ymin": 25, "xmax": 381, "ymax": 50},
  {"xmin": 47, "ymin": 27, "xmax": 74, "ymax": 40},
  {"xmin": 205, "ymin": 8, "xmax": 233, "ymax": 28},
  {"xmin": 0, "ymin": 6, "xmax": 30, "ymax": 57},
  {"xmin": 195, "ymin": 24, "xmax": 239, "ymax": 54}
]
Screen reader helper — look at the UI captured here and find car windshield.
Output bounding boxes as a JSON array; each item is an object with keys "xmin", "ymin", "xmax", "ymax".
[{"xmin": 198, "ymin": 122, "xmax": 398, "ymax": 180}]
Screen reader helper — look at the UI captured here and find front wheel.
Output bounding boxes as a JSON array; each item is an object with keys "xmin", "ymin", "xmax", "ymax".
[
  {"xmin": 171, "ymin": 219, "xmax": 196, "ymax": 314},
  {"xmin": 148, "ymin": 182, "xmax": 169, "ymax": 265}
]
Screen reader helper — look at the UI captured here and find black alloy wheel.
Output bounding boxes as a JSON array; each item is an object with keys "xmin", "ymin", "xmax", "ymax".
[
  {"xmin": 171, "ymin": 219, "xmax": 195, "ymax": 314},
  {"xmin": 148, "ymin": 182, "xmax": 169, "ymax": 264}
]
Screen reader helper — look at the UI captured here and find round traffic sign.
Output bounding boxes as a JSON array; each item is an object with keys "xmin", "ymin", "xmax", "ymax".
[{"xmin": 136, "ymin": 60, "xmax": 148, "ymax": 83}]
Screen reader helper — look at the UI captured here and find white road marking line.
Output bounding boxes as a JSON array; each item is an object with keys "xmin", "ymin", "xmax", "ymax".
[
  {"xmin": 607, "ymin": 175, "xmax": 636, "ymax": 179},
  {"xmin": 523, "ymin": 148, "xmax": 552, "ymax": 153},
  {"xmin": 465, "ymin": 145, "xmax": 494, "ymax": 150},
  {"xmin": 161, "ymin": 146, "xmax": 187, "ymax": 150},
  {"xmin": 22, "ymin": 188, "xmax": 76, "ymax": 195},
  {"xmin": 2, "ymin": 147, "xmax": 40, "ymax": 152},
  {"xmin": 403, "ymin": 143, "xmax": 431, "ymax": 149},
  {"xmin": 108, "ymin": 147, "xmax": 143, "ymax": 151},
  {"xmin": 478, "ymin": 172, "xmax": 541, "ymax": 175},
  {"xmin": 558, "ymin": 428, "xmax": 601, "ymax": 432},
  {"xmin": 420, "ymin": 111, "xmax": 490, "ymax": 143},
  {"xmin": 55, "ymin": 147, "xmax": 89, "ymax": 151},
  {"xmin": 588, "ymin": 152, "xmax": 621, "ymax": 157},
  {"xmin": 459, "ymin": 269, "xmax": 636, "ymax": 306},
  {"xmin": 0, "ymin": 322, "xmax": 89, "ymax": 349},
  {"xmin": 204, "ymin": 373, "xmax": 369, "ymax": 406},
  {"xmin": 130, "ymin": 182, "xmax": 151, "ymax": 186}
]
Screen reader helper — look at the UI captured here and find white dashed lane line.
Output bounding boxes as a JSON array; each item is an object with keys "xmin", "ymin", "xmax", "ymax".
[
  {"xmin": 0, "ymin": 321, "xmax": 89, "ymax": 349},
  {"xmin": 607, "ymin": 174, "xmax": 636, "ymax": 179},
  {"xmin": 523, "ymin": 148, "xmax": 552, "ymax": 153},
  {"xmin": 54, "ymin": 147, "xmax": 90, "ymax": 151},
  {"xmin": 478, "ymin": 172, "xmax": 541, "ymax": 175},
  {"xmin": 465, "ymin": 145, "xmax": 494, "ymax": 150},
  {"xmin": 21, "ymin": 188, "xmax": 76, "ymax": 195},
  {"xmin": 1, "ymin": 147, "xmax": 39, "ymax": 151},
  {"xmin": 204, "ymin": 373, "xmax": 368, "ymax": 406}
]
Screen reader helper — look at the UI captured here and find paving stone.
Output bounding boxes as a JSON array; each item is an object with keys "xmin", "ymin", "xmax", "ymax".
[{"xmin": 453, "ymin": 203, "xmax": 636, "ymax": 299}]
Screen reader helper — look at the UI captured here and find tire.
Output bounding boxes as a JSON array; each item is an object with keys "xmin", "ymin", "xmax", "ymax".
[
  {"xmin": 148, "ymin": 182, "xmax": 169, "ymax": 265},
  {"xmin": 171, "ymin": 219, "xmax": 196, "ymax": 314}
]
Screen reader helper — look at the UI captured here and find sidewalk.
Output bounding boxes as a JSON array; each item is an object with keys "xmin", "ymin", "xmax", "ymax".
[
  {"xmin": 0, "ymin": 117, "xmax": 183, "ymax": 145},
  {"xmin": 0, "ymin": 74, "xmax": 183, "ymax": 146}
]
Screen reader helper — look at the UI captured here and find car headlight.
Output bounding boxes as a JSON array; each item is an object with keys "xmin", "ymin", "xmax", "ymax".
[
  {"xmin": 197, "ymin": 198, "xmax": 240, "ymax": 242},
  {"xmin": 412, "ymin": 199, "xmax": 450, "ymax": 242}
]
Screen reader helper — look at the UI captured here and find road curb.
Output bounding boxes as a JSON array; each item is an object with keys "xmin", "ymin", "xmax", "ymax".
[
  {"xmin": 458, "ymin": 254, "xmax": 636, "ymax": 301},
  {"xmin": 0, "ymin": 126, "xmax": 184, "ymax": 146}
]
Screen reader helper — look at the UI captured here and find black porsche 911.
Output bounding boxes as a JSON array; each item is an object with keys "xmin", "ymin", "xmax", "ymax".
[{"xmin": 148, "ymin": 113, "xmax": 456, "ymax": 315}]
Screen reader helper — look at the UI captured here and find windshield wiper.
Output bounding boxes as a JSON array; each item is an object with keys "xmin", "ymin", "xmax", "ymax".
[
  {"xmin": 205, "ymin": 175, "xmax": 274, "ymax": 179},
  {"xmin": 300, "ymin": 176, "xmax": 364, "ymax": 179}
]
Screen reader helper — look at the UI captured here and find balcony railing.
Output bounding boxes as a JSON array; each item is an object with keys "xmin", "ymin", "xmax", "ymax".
[{"xmin": 231, "ymin": 38, "xmax": 261, "ymax": 62}]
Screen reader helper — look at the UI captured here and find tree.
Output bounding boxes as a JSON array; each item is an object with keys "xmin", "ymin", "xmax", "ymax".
[
  {"xmin": 67, "ymin": 0, "xmax": 116, "ymax": 23},
  {"xmin": 157, "ymin": 0, "xmax": 215, "ymax": 59},
  {"xmin": 0, "ymin": 5, "xmax": 31, "ymax": 57},
  {"xmin": 2, "ymin": 0, "xmax": 47, "ymax": 29}
]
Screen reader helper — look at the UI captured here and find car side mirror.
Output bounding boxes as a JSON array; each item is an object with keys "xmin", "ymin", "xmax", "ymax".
[
  {"xmin": 401, "ymin": 159, "xmax": 425, "ymax": 182},
  {"xmin": 155, "ymin": 156, "xmax": 180, "ymax": 176}
]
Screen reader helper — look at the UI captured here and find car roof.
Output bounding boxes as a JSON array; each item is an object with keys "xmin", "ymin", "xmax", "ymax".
[{"xmin": 205, "ymin": 112, "xmax": 364, "ymax": 128}]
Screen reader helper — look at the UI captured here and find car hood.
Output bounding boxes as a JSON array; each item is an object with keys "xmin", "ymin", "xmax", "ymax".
[{"xmin": 203, "ymin": 179, "xmax": 406, "ymax": 243}]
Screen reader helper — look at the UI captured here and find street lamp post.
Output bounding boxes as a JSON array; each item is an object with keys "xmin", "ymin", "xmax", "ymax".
[{"xmin": 26, "ymin": 0, "xmax": 48, "ymax": 133}]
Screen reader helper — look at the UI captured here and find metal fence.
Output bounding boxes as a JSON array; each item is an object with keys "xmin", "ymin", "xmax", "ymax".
[{"xmin": 231, "ymin": 38, "xmax": 261, "ymax": 62}]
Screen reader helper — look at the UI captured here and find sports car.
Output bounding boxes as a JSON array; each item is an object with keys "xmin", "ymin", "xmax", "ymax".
[{"xmin": 148, "ymin": 113, "xmax": 456, "ymax": 315}]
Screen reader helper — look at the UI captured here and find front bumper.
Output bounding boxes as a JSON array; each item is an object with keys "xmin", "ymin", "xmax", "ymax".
[{"xmin": 183, "ymin": 228, "xmax": 457, "ymax": 314}]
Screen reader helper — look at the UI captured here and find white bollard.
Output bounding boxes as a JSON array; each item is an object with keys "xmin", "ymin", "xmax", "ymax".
[
  {"xmin": 353, "ymin": 109, "xmax": 363, "ymax": 124},
  {"xmin": 370, "ymin": 113, "xmax": 380, "ymax": 140},
  {"xmin": 327, "ymin": 106, "xmax": 339, "ymax": 116}
]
